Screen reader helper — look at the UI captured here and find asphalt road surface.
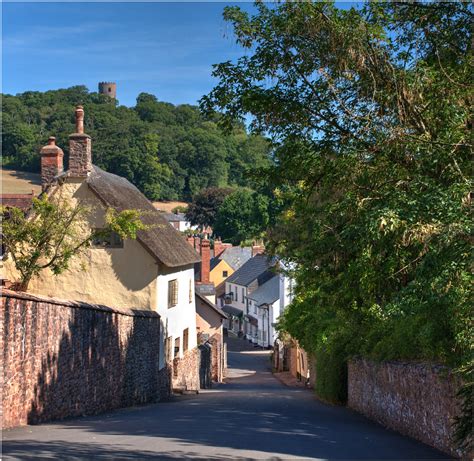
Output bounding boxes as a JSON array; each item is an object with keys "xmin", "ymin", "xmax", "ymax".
[{"xmin": 2, "ymin": 336, "xmax": 451, "ymax": 460}]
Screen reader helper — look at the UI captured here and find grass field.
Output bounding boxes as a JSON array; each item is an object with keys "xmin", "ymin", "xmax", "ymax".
[
  {"xmin": 152, "ymin": 201, "xmax": 188, "ymax": 212},
  {"xmin": 2, "ymin": 169, "xmax": 42, "ymax": 194}
]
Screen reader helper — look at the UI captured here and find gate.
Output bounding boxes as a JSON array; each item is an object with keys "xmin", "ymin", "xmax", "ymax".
[{"xmin": 198, "ymin": 343, "xmax": 212, "ymax": 389}]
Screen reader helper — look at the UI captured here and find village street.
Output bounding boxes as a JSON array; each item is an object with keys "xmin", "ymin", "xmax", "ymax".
[{"xmin": 2, "ymin": 336, "xmax": 450, "ymax": 461}]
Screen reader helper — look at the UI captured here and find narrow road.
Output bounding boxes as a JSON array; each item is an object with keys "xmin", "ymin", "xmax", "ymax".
[{"xmin": 3, "ymin": 337, "xmax": 451, "ymax": 460}]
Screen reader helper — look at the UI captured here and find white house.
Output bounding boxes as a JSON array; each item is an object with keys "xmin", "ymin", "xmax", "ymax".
[
  {"xmin": 222, "ymin": 254, "xmax": 275, "ymax": 335},
  {"xmin": 162, "ymin": 212, "xmax": 196, "ymax": 233},
  {"xmin": 247, "ymin": 275, "xmax": 280, "ymax": 347}
]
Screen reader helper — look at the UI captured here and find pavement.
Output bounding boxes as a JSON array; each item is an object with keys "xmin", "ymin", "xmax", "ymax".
[{"xmin": 2, "ymin": 336, "xmax": 452, "ymax": 460}]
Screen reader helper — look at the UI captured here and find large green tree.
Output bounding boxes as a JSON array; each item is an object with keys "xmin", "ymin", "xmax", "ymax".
[
  {"xmin": 185, "ymin": 187, "xmax": 234, "ymax": 229},
  {"xmin": 214, "ymin": 188, "xmax": 270, "ymax": 245},
  {"xmin": 203, "ymin": 1, "xmax": 472, "ymax": 448}
]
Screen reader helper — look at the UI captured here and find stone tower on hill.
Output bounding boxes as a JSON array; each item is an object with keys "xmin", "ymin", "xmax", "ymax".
[{"xmin": 98, "ymin": 82, "xmax": 116, "ymax": 99}]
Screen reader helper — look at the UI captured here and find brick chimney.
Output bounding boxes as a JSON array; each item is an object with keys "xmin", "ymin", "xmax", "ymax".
[
  {"xmin": 69, "ymin": 105, "xmax": 92, "ymax": 177},
  {"xmin": 213, "ymin": 238, "xmax": 225, "ymax": 258},
  {"xmin": 186, "ymin": 235, "xmax": 195, "ymax": 248},
  {"xmin": 200, "ymin": 238, "xmax": 210, "ymax": 283},
  {"xmin": 40, "ymin": 136, "xmax": 64, "ymax": 190},
  {"xmin": 194, "ymin": 236, "xmax": 201, "ymax": 255}
]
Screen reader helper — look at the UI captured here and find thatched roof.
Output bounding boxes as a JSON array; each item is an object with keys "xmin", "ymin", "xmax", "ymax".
[{"xmin": 87, "ymin": 166, "xmax": 200, "ymax": 268}]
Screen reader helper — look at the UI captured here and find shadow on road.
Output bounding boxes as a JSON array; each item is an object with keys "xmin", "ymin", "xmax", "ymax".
[{"xmin": 3, "ymin": 336, "xmax": 453, "ymax": 460}]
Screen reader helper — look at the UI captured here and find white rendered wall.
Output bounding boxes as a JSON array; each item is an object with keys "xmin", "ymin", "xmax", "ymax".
[{"xmin": 156, "ymin": 265, "xmax": 197, "ymax": 369}]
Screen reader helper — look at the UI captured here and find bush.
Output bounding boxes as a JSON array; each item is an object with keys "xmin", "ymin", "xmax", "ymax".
[{"xmin": 314, "ymin": 341, "xmax": 348, "ymax": 405}]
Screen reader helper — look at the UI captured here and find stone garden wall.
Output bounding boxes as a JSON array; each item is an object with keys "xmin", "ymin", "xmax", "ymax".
[
  {"xmin": 2, "ymin": 289, "xmax": 166, "ymax": 429},
  {"xmin": 348, "ymin": 358, "xmax": 463, "ymax": 457},
  {"xmin": 172, "ymin": 347, "xmax": 200, "ymax": 392}
]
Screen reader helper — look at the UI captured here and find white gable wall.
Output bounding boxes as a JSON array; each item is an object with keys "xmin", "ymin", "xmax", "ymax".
[{"xmin": 156, "ymin": 265, "xmax": 197, "ymax": 369}]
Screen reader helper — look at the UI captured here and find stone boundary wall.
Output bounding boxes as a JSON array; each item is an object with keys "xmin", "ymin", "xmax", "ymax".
[
  {"xmin": 2, "ymin": 289, "xmax": 166, "ymax": 429},
  {"xmin": 172, "ymin": 347, "xmax": 200, "ymax": 392},
  {"xmin": 348, "ymin": 358, "xmax": 462, "ymax": 457},
  {"xmin": 208, "ymin": 332, "xmax": 225, "ymax": 382}
]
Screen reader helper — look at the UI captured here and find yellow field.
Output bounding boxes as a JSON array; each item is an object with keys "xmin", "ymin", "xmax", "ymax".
[{"xmin": 1, "ymin": 169, "xmax": 42, "ymax": 194}]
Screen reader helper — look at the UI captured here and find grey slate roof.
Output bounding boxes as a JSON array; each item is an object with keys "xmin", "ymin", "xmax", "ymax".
[
  {"xmin": 222, "ymin": 304, "xmax": 244, "ymax": 317},
  {"xmin": 162, "ymin": 212, "xmax": 187, "ymax": 222},
  {"xmin": 225, "ymin": 254, "xmax": 276, "ymax": 287},
  {"xmin": 220, "ymin": 246, "xmax": 252, "ymax": 271},
  {"xmin": 87, "ymin": 166, "xmax": 201, "ymax": 268},
  {"xmin": 247, "ymin": 275, "xmax": 280, "ymax": 306}
]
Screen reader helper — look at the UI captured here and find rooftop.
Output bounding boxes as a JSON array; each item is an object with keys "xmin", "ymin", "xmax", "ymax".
[
  {"xmin": 247, "ymin": 275, "xmax": 280, "ymax": 306},
  {"xmin": 87, "ymin": 165, "xmax": 201, "ymax": 268},
  {"xmin": 225, "ymin": 254, "xmax": 276, "ymax": 288},
  {"xmin": 219, "ymin": 246, "xmax": 252, "ymax": 271}
]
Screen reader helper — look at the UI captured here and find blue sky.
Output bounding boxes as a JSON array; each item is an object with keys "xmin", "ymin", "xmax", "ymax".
[{"xmin": 2, "ymin": 2, "xmax": 257, "ymax": 106}]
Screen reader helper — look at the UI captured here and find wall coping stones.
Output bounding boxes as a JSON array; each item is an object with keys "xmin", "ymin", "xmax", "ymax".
[{"xmin": 1, "ymin": 288, "xmax": 159, "ymax": 318}]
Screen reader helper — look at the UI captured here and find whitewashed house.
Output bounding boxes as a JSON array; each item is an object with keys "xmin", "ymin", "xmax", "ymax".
[
  {"xmin": 222, "ymin": 254, "xmax": 275, "ymax": 335},
  {"xmin": 247, "ymin": 275, "xmax": 280, "ymax": 347}
]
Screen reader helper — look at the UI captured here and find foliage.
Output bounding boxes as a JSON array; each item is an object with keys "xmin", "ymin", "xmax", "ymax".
[
  {"xmin": 186, "ymin": 187, "xmax": 234, "ymax": 229},
  {"xmin": 214, "ymin": 188, "xmax": 270, "ymax": 245},
  {"xmin": 1, "ymin": 195, "xmax": 148, "ymax": 290},
  {"xmin": 171, "ymin": 205, "xmax": 188, "ymax": 214},
  {"xmin": 204, "ymin": 1, "xmax": 473, "ymax": 447},
  {"xmin": 2, "ymin": 87, "xmax": 271, "ymax": 201}
]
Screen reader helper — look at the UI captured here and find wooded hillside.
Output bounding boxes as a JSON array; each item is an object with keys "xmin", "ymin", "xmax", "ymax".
[{"xmin": 2, "ymin": 86, "xmax": 271, "ymax": 200}]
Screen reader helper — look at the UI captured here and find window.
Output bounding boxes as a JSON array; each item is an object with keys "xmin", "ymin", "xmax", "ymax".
[
  {"xmin": 165, "ymin": 336, "xmax": 173, "ymax": 362},
  {"xmin": 189, "ymin": 279, "xmax": 193, "ymax": 304},
  {"xmin": 235, "ymin": 286, "xmax": 238, "ymax": 302},
  {"xmin": 174, "ymin": 337, "xmax": 180, "ymax": 358},
  {"xmin": 168, "ymin": 279, "xmax": 178, "ymax": 307},
  {"xmin": 223, "ymin": 270, "xmax": 228, "ymax": 277},
  {"xmin": 183, "ymin": 328, "xmax": 189, "ymax": 353},
  {"xmin": 242, "ymin": 287, "xmax": 245, "ymax": 302},
  {"xmin": 92, "ymin": 230, "xmax": 123, "ymax": 248}
]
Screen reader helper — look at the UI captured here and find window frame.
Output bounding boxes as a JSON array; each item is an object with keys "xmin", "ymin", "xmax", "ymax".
[{"xmin": 168, "ymin": 279, "xmax": 178, "ymax": 308}]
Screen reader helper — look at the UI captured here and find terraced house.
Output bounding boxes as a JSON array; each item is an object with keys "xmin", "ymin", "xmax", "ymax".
[{"xmin": 222, "ymin": 254, "xmax": 275, "ymax": 336}]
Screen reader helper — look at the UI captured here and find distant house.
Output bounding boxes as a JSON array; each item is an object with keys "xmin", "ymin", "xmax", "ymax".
[
  {"xmin": 247, "ymin": 275, "xmax": 280, "ymax": 348},
  {"xmin": 210, "ymin": 246, "xmax": 252, "ymax": 297},
  {"xmin": 1, "ymin": 106, "xmax": 202, "ymax": 389},
  {"xmin": 162, "ymin": 212, "xmax": 196, "ymax": 233},
  {"xmin": 195, "ymin": 292, "xmax": 227, "ymax": 382},
  {"xmin": 222, "ymin": 254, "xmax": 276, "ymax": 335}
]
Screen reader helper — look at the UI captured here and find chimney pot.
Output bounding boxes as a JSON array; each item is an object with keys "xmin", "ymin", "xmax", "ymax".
[
  {"xmin": 69, "ymin": 106, "xmax": 92, "ymax": 177},
  {"xmin": 47, "ymin": 136, "xmax": 56, "ymax": 146},
  {"xmin": 75, "ymin": 105, "xmax": 84, "ymax": 134}
]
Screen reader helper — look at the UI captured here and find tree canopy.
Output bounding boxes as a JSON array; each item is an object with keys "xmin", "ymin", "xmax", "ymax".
[
  {"xmin": 2, "ymin": 87, "xmax": 272, "ymax": 201},
  {"xmin": 214, "ymin": 188, "xmax": 270, "ymax": 245},
  {"xmin": 185, "ymin": 187, "xmax": 234, "ymax": 229},
  {"xmin": 203, "ymin": 1, "xmax": 472, "ymax": 448}
]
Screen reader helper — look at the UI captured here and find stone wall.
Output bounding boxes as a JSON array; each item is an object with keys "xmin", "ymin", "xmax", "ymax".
[
  {"xmin": 172, "ymin": 347, "xmax": 200, "ymax": 392},
  {"xmin": 2, "ymin": 290, "xmax": 167, "ymax": 429},
  {"xmin": 208, "ymin": 332, "xmax": 225, "ymax": 382},
  {"xmin": 348, "ymin": 358, "xmax": 463, "ymax": 457}
]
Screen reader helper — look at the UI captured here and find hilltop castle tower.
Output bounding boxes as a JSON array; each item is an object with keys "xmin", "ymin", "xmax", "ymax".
[{"xmin": 98, "ymin": 82, "xmax": 116, "ymax": 99}]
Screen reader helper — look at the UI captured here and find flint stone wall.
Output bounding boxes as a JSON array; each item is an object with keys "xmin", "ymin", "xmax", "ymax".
[
  {"xmin": 2, "ymin": 289, "xmax": 166, "ymax": 429},
  {"xmin": 348, "ymin": 358, "xmax": 462, "ymax": 457},
  {"xmin": 172, "ymin": 347, "xmax": 200, "ymax": 392}
]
